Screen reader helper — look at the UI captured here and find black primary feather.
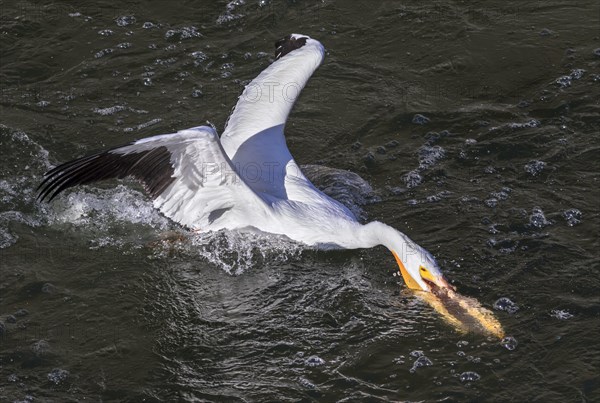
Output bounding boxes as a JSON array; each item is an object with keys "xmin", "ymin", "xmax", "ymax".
[
  {"xmin": 37, "ymin": 144, "xmax": 175, "ymax": 202},
  {"xmin": 275, "ymin": 34, "xmax": 307, "ymax": 60}
]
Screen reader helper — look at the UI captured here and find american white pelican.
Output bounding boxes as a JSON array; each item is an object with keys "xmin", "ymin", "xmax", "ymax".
[{"xmin": 38, "ymin": 34, "xmax": 453, "ymax": 294}]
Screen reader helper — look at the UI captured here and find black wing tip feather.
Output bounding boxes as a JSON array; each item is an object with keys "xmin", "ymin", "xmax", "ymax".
[
  {"xmin": 275, "ymin": 34, "xmax": 308, "ymax": 60},
  {"xmin": 37, "ymin": 145, "xmax": 176, "ymax": 203}
]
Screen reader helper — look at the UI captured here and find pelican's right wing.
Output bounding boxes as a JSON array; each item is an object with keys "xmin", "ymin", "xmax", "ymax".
[{"xmin": 38, "ymin": 126, "xmax": 267, "ymax": 230}]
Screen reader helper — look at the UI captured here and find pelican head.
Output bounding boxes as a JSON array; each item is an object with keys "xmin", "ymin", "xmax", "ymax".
[
  {"xmin": 391, "ymin": 246, "xmax": 453, "ymax": 293},
  {"xmin": 363, "ymin": 221, "xmax": 454, "ymax": 293}
]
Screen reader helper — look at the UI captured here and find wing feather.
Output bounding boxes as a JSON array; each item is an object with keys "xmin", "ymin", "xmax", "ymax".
[
  {"xmin": 38, "ymin": 145, "xmax": 175, "ymax": 201},
  {"xmin": 38, "ymin": 126, "xmax": 267, "ymax": 229},
  {"xmin": 219, "ymin": 34, "xmax": 325, "ymax": 201}
]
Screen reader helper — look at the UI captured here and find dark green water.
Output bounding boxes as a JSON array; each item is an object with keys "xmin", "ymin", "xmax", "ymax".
[{"xmin": 1, "ymin": 1, "xmax": 599, "ymax": 401}]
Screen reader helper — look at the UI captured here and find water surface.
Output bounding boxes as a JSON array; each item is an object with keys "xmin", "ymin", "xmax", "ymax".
[{"xmin": 1, "ymin": 1, "xmax": 599, "ymax": 401}]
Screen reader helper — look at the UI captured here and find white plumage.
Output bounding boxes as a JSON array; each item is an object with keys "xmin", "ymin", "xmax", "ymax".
[{"xmin": 38, "ymin": 34, "xmax": 452, "ymax": 293}]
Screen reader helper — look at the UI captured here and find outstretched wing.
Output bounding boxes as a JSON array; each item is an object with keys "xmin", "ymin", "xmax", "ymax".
[
  {"xmin": 38, "ymin": 126, "xmax": 267, "ymax": 229},
  {"xmin": 219, "ymin": 34, "xmax": 325, "ymax": 200}
]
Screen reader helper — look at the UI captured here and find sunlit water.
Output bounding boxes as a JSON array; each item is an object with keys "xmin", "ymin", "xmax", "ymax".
[{"xmin": 1, "ymin": 1, "xmax": 599, "ymax": 401}]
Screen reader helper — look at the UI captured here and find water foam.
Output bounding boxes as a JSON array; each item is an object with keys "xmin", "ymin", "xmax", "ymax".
[
  {"xmin": 44, "ymin": 187, "xmax": 305, "ymax": 273},
  {"xmin": 3, "ymin": 127, "xmax": 161, "ymax": 248},
  {"xmin": 48, "ymin": 185, "xmax": 170, "ymax": 230},
  {"xmin": 402, "ymin": 144, "xmax": 446, "ymax": 189},
  {"xmin": 217, "ymin": 0, "xmax": 246, "ymax": 25}
]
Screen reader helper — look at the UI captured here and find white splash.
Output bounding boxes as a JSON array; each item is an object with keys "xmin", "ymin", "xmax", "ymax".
[
  {"xmin": 48, "ymin": 185, "xmax": 170, "ymax": 230},
  {"xmin": 184, "ymin": 230, "xmax": 306, "ymax": 275}
]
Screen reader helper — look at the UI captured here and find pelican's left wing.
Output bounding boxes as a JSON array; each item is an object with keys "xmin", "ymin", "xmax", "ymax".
[
  {"xmin": 219, "ymin": 34, "xmax": 325, "ymax": 200},
  {"xmin": 38, "ymin": 126, "xmax": 267, "ymax": 229}
]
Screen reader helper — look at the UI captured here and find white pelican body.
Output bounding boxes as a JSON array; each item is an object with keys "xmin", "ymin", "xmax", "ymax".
[{"xmin": 38, "ymin": 34, "xmax": 451, "ymax": 293}]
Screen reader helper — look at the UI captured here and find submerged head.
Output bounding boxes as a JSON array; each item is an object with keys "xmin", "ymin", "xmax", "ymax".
[
  {"xmin": 390, "ymin": 243, "xmax": 454, "ymax": 293},
  {"xmin": 360, "ymin": 221, "xmax": 453, "ymax": 293}
]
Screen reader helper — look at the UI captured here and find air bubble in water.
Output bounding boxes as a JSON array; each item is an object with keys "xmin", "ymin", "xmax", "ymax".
[
  {"xmin": 95, "ymin": 48, "xmax": 113, "ymax": 58},
  {"xmin": 484, "ymin": 198, "xmax": 498, "ymax": 208},
  {"xmin": 115, "ymin": 15, "xmax": 136, "ymax": 27},
  {"xmin": 412, "ymin": 113, "xmax": 430, "ymax": 125},
  {"xmin": 460, "ymin": 371, "xmax": 481, "ymax": 382},
  {"xmin": 305, "ymin": 356, "xmax": 325, "ymax": 367},
  {"xmin": 524, "ymin": 160, "xmax": 546, "ymax": 176},
  {"xmin": 529, "ymin": 207, "xmax": 551, "ymax": 228},
  {"xmin": 493, "ymin": 297, "xmax": 519, "ymax": 314},
  {"xmin": 501, "ymin": 336, "xmax": 518, "ymax": 351},
  {"xmin": 47, "ymin": 368, "xmax": 69, "ymax": 385},
  {"xmin": 404, "ymin": 170, "xmax": 423, "ymax": 188},
  {"xmin": 550, "ymin": 309, "xmax": 573, "ymax": 320},
  {"xmin": 410, "ymin": 350, "xmax": 424, "ymax": 358},
  {"xmin": 393, "ymin": 355, "xmax": 405, "ymax": 364},
  {"xmin": 459, "ymin": 371, "xmax": 481, "ymax": 382},
  {"xmin": 563, "ymin": 208, "xmax": 582, "ymax": 226},
  {"xmin": 417, "ymin": 145, "xmax": 445, "ymax": 169},
  {"xmin": 409, "ymin": 355, "xmax": 433, "ymax": 373}
]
